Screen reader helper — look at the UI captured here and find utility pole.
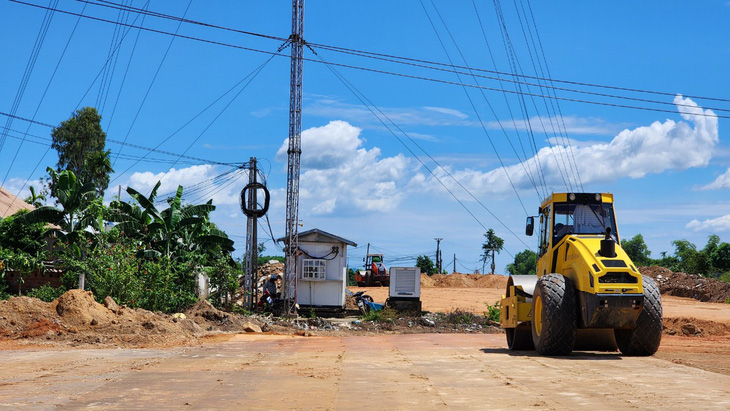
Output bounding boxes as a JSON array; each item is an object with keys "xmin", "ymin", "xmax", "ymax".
[
  {"xmin": 453, "ymin": 254, "xmax": 456, "ymax": 274},
  {"xmin": 243, "ymin": 158, "xmax": 258, "ymax": 311},
  {"xmin": 434, "ymin": 238, "xmax": 442, "ymax": 273},
  {"xmin": 283, "ymin": 0, "xmax": 305, "ymax": 316}
]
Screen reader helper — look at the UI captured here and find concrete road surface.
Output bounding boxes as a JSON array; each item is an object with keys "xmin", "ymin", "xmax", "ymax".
[{"xmin": 1, "ymin": 333, "xmax": 729, "ymax": 410}]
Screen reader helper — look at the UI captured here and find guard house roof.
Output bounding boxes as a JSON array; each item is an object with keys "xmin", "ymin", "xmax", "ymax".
[{"xmin": 277, "ymin": 228, "xmax": 357, "ymax": 247}]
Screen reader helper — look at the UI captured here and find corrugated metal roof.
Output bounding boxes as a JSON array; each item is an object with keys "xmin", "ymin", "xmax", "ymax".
[
  {"xmin": 277, "ymin": 228, "xmax": 357, "ymax": 247},
  {"xmin": 0, "ymin": 186, "xmax": 34, "ymax": 218}
]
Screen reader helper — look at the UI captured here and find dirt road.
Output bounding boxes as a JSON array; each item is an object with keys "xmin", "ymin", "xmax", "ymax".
[{"xmin": 1, "ymin": 333, "xmax": 729, "ymax": 410}]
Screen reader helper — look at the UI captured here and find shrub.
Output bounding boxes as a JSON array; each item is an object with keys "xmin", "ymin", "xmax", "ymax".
[
  {"xmin": 446, "ymin": 308, "xmax": 479, "ymax": 324},
  {"xmin": 485, "ymin": 301, "xmax": 501, "ymax": 323},
  {"xmin": 136, "ymin": 257, "xmax": 197, "ymax": 313},
  {"xmin": 27, "ymin": 284, "xmax": 67, "ymax": 302},
  {"xmin": 362, "ymin": 307, "xmax": 397, "ymax": 323}
]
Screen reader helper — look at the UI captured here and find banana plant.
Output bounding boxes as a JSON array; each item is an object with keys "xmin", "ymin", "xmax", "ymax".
[
  {"xmin": 22, "ymin": 168, "xmax": 102, "ymax": 244},
  {"xmin": 114, "ymin": 181, "xmax": 234, "ymax": 259},
  {"xmin": 21, "ymin": 168, "xmax": 103, "ymax": 289}
]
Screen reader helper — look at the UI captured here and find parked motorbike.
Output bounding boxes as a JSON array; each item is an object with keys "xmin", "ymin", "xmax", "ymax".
[
  {"xmin": 351, "ymin": 291, "xmax": 384, "ymax": 315},
  {"xmin": 257, "ymin": 289, "xmax": 285, "ymax": 316}
]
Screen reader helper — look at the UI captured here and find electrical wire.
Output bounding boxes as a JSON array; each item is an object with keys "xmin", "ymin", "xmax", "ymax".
[
  {"xmin": 113, "ymin": 0, "xmax": 193, "ymax": 167},
  {"xmin": 0, "ymin": 112, "xmax": 235, "ymax": 166},
  {"xmin": 2, "ymin": 0, "xmax": 84, "ymax": 192},
  {"xmin": 148, "ymin": 52, "xmax": 277, "ymax": 193},
  {"xmin": 423, "ymin": 0, "xmax": 530, "ymax": 214},
  {"xmin": 312, "ymin": 50, "xmax": 524, "ymax": 256},
  {"xmin": 11, "ymin": 0, "xmax": 730, "ymax": 119},
  {"xmin": 57, "ymin": 0, "xmax": 730, "ymax": 110}
]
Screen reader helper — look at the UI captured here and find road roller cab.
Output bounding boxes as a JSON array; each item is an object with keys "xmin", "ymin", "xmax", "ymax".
[{"xmin": 500, "ymin": 193, "xmax": 662, "ymax": 356}]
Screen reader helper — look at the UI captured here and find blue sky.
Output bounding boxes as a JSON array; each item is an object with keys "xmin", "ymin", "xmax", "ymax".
[{"xmin": 1, "ymin": 1, "xmax": 729, "ymax": 273}]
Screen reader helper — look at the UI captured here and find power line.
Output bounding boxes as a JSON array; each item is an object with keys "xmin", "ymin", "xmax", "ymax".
[
  {"xmin": 423, "ymin": 0, "xmax": 530, "ymax": 215},
  {"xmin": 11, "ymin": 0, "xmax": 730, "ymax": 119},
  {"xmin": 146, "ymin": 51, "xmax": 277, "ymax": 191},
  {"xmin": 0, "ymin": 112, "xmax": 235, "ymax": 166},
  {"xmin": 113, "ymin": 0, "xmax": 193, "ymax": 167},
  {"xmin": 63, "ymin": 0, "xmax": 730, "ymax": 108},
  {"xmin": 312, "ymin": 49, "xmax": 525, "ymax": 256},
  {"xmin": 2, "ymin": 0, "xmax": 84, "ymax": 190},
  {"xmin": 472, "ymin": 0, "xmax": 547, "ymax": 199}
]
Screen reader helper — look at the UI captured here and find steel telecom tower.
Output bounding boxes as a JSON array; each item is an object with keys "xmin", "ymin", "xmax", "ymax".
[{"xmin": 283, "ymin": 0, "xmax": 304, "ymax": 314}]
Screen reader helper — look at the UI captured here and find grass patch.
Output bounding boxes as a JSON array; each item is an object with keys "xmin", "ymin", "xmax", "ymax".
[{"xmin": 362, "ymin": 307, "xmax": 398, "ymax": 323}]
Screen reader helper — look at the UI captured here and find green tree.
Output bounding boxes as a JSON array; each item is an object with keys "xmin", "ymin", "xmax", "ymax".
[
  {"xmin": 711, "ymin": 242, "xmax": 730, "ymax": 272},
  {"xmin": 671, "ymin": 239, "xmax": 712, "ymax": 275},
  {"xmin": 51, "ymin": 107, "xmax": 113, "ymax": 197},
  {"xmin": 622, "ymin": 234, "xmax": 652, "ymax": 266},
  {"xmin": 481, "ymin": 229, "xmax": 504, "ymax": 274},
  {"xmin": 416, "ymin": 255, "xmax": 436, "ymax": 275},
  {"xmin": 505, "ymin": 249, "xmax": 537, "ymax": 275}
]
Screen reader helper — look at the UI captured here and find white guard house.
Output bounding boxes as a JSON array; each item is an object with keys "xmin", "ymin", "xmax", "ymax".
[{"xmin": 278, "ymin": 229, "xmax": 356, "ymax": 312}]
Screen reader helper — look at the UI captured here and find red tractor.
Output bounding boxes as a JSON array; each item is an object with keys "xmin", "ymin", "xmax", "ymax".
[{"xmin": 356, "ymin": 253, "xmax": 390, "ymax": 286}]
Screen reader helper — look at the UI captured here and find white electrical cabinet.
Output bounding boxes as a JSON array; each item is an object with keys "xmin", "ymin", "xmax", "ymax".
[{"xmin": 389, "ymin": 267, "xmax": 421, "ymax": 298}]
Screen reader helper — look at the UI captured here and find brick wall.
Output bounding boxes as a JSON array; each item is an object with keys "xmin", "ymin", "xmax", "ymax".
[{"xmin": 4, "ymin": 268, "xmax": 64, "ymax": 293}]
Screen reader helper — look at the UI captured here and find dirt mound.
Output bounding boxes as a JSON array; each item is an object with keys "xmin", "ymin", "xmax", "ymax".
[
  {"xmin": 0, "ymin": 290, "xmax": 261, "ymax": 348},
  {"xmin": 664, "ymin": 316, "xmax": 730, "ymax": 337},
  {"xmin": 475, "ymin": 275, "xmax": 508, "ymax": 289},
  {"xmin": 185, "ymin": 299, "xmax": 260, "ymax": 332},
  {"xmin": 420, "ymin": 273, "xmax": 508, "ymax": 289},
  {"xmin": 53, "ymin": 290, "xmax": 116, "ymax": 327},
  {"xmin": 640, "ymin": 266, "xmax": 730, "ymax": 303}
]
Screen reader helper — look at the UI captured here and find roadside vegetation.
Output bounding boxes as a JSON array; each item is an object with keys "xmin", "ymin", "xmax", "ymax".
[{"xmin": 0, "ymin": 107, "xmax": 243, "ymax": 312}]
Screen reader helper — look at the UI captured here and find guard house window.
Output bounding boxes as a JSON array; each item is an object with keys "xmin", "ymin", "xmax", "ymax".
[{"xmin": 302, "ymin": 259, "xmax": 326, "ymax": 280}]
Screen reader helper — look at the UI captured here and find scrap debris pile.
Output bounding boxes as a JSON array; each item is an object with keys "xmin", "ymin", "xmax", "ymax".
[{"xmin": 640, "ymin": 266, "xmax": 730, "ymax": 303}]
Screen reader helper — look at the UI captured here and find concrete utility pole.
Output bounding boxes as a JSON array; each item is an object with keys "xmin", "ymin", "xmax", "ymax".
[
  {"xmin": 434, "ymin": 238, "xmax": 443, "ymax": 273},
  {"xmin": 283, "ymin": 0, "xmax": 305, "ymax": 316},
  {"xmin": 243, "ymin": 158, "xmax": 258, "ymax": 311}
]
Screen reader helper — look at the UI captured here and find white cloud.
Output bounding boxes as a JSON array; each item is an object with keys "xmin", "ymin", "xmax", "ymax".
[
  {"xmin": 488, "ymin": 115, "xmax": 630, "ymax": 136},
  {"xmin": 2, "ymin": 178, "xmax": 44, "ymax": 202},
  {"xmin": 305, "ymin": 98, "xmax": 471, "ymax": 127},
  {"xmin": 699, "ymin": 167, "xmax": 730, "ymax": 190},
  {"xmin": 687, "ymin": 215, "xmax": 730, "ymax": 232},
  {"xmin": 411, "ymin": 95, "xmax": 719, "ymax": 196},
  {"xmin": 126, "ymin": 164, "xmax": 242, "ymax": 206},
  {"xmin": 423, "ymin": 106, "xmax": 469, "ymax": 119},
  {"xmin": 276, "ymin": 121, "xmax": 410, "ymax": 215}
]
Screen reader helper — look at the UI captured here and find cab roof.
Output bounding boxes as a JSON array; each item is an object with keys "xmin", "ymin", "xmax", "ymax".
[{"xmin": 540, "ymin": 193, "xmax": 614, "ymax": 209}]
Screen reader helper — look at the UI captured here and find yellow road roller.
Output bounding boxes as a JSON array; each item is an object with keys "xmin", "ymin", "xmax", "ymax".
[{"xmin": 500, "ymin": 193, "xmax": 662, "ymax": 356}]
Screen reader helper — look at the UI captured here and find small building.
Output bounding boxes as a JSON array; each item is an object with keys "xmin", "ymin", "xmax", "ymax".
[{"xmin": 279, "ymin": 228, "xmax": 356, "ymax": 313}]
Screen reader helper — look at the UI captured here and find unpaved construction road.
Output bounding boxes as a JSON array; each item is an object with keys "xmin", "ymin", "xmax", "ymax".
[
  {"xmin": 2, "ymin": 284, "xmax": 730, "ymax": 409},
  {"xmin": 1, "ymin": 332, "xmax": 729, "ymax": 410}
]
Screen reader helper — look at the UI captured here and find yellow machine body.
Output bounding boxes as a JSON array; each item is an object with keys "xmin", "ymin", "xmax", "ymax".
[{"xmin": 501, "ymin": 193, "xmax": 644, "ymax": 334}]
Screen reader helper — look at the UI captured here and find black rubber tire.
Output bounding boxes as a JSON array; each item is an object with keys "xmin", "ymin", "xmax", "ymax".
[
  {"xmin": 615, "ymin": 275, "xmax": 663, "ymax": 356},
  {"xmin": 506, "ymin": 322, "xmax": 535, "ymax": 351},
  {"xmin": 358, "ymin": 301, "xmax": 369, "ymax": 316},
  {"xmin": 532, "ymin": 273, "xmax": 576, "ymax": 356}
]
